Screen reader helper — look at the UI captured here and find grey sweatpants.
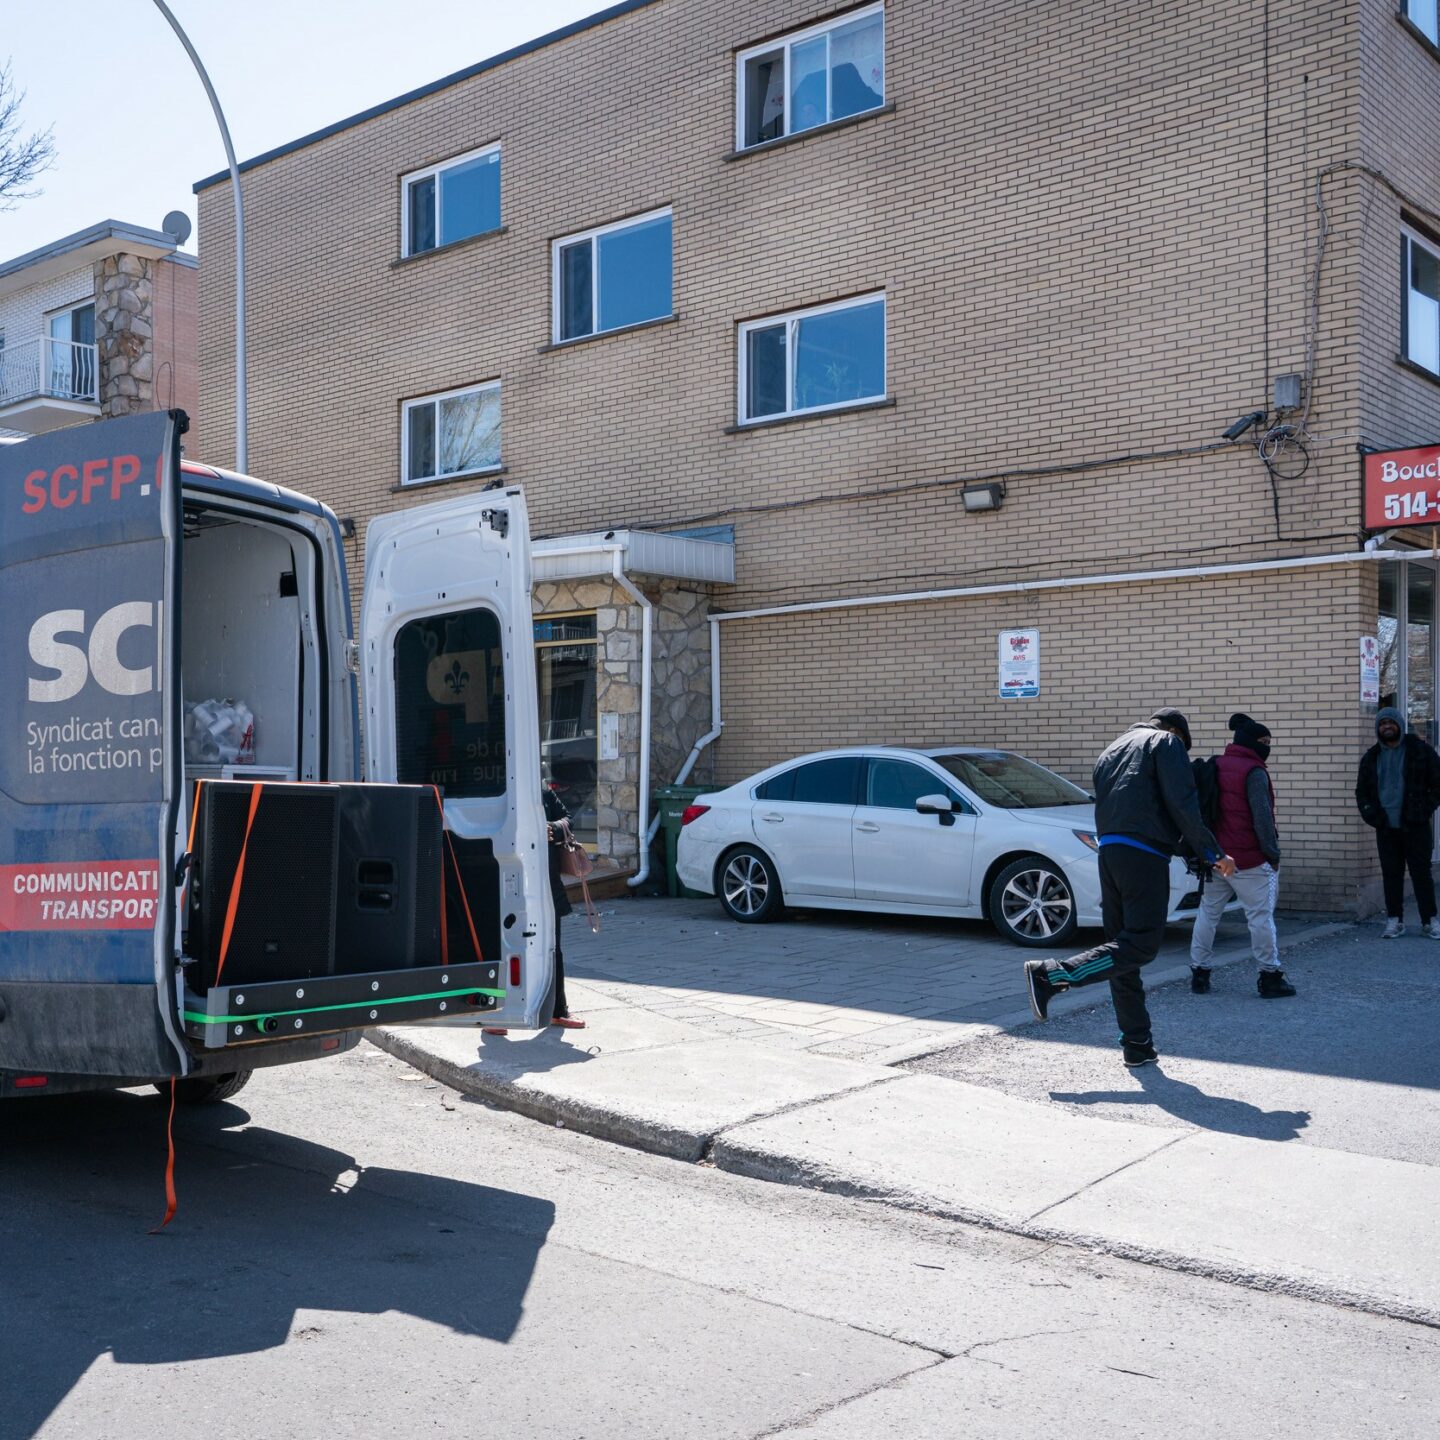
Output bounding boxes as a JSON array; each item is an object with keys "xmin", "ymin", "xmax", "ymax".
[{"xmin": 1189, "ymin": 863, "xmax": 1281, "ymax": 971}]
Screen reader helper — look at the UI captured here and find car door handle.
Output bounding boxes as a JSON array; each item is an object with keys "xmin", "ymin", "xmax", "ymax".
[
  {"xmin": 760, "ymin": 812, "xmax": 784, "ymax": 823},
  {"xmin": 855, "ymin": 822, "xmax": 880, "ymax": 833}
]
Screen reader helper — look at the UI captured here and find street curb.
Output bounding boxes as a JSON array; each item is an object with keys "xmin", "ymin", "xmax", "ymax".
[
  {"xmin": 367, "ymin": 1027, "xmax": 715, "ymax": 1161},
  {"xmin": 706, "ymin": 1129, "xmax": 1440, "ymax": 1331},
  {"xmin": 870, "ymin": 920, "xmax": 1355, "ymax": 1067}
]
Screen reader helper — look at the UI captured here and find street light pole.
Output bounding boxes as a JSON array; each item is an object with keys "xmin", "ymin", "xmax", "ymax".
[{"xmin": 150, "ymin": 0, "xmax": 247, "ymax": 472}]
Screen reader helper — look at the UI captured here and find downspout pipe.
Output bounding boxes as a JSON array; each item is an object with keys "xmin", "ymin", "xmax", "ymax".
[
  {"xmin": 611, "ymin": 552, "xmax": 654, "ymax": 889},
  {"xmin": 646, "ymin": 614, "xmax": 723, "ymax": 847}
]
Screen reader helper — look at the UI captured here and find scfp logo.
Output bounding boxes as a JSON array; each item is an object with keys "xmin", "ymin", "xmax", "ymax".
[{"xmin": 28, "ymin": 603, "xmax": 161, "ymax": 702}]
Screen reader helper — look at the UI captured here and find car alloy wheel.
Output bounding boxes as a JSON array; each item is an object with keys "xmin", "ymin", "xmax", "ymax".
[
  {"xmin": 718, "ymin": 846, "xmax": 782, "ymax": 923},
  {"xmin": 992, "ymin": 857, "xmax": 1076, "ymax": 946}
]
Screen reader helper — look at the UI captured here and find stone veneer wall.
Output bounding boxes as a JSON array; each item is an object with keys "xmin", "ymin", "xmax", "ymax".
[
  {"xmin": 94, "ymin": 254, "xmax": 155, "ymax": 418},
  {"xmin": 532, "ymin": 576, "xmax": 715, "ymax": 868}
]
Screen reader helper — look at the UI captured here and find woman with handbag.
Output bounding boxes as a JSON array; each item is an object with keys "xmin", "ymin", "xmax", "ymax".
[{"xmin": 543, "ymin": 786, "xmax": 586, "ymax": 1029}]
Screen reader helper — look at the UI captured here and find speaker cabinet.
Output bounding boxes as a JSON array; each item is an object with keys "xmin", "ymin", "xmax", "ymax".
[{"xmin": 186, "ymin": 781, "xmax": 444, "ymax": 992}]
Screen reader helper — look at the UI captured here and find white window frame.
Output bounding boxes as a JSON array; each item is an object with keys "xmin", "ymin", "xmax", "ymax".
[
  {"xmin": 400, "ymin": 142, "xmax": 501, "ymax": 259},
  {"xmin": 400, "ymin": 379, "xmax": 503, "ymax": 487},
  {"xmin": 1405, "ymin": 0, "xmax": 1439, "ymax": 46},
  {"xmin": 737, "ymin": 291, "xmax": 887, "ymax": 425},
  {"xmin": 734, "ymin": 2, "xmax": 885, "ymax": 152},
  {"xmin": 1402, "ymin": 226, "xmax": 1440, "ymax": 377},
  {"xmin": 550, "ymin": 206, "xmax": 674, "ymax": 344}
]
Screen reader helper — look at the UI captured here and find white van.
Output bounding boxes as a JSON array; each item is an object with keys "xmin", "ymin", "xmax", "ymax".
[{"xmin": 0, "ymin": 410, "xmax": 552, "ymax": 1100}]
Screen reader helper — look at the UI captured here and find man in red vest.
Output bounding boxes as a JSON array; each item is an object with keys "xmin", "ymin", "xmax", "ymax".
[{"xmin": 1189, "ymin": 713, "xmax": 1294, "ymax": 997}]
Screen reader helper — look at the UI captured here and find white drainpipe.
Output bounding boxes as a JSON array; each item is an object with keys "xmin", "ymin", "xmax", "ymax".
[
  {"xmin": 611, "ymin": 551, "xmax": 654, "ymax": 888},
  {"xmin": 707, "ymin": 546, "xmax": 1402, "ymax": 627}
]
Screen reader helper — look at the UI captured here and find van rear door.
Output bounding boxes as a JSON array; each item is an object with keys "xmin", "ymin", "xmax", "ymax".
[
  {"xmin": 362, "ymin": 488, "xmax": 552, "ymax": 1029},
  {"xmin": 0, "ymin": 413, "xmax": 186, "ymax": 1080}
]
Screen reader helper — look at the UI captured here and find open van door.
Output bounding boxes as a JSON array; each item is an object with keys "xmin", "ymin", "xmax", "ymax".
[
  {"xmin": 0, "ymin": 412, "xmax": 188, "ymax": 1080},
  {"xmin": 362, "ymin": 488, "xmax": 553, "ymax": 1029}
]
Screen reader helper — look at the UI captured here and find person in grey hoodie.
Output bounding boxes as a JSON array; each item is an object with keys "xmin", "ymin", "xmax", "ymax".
[{"xmin": 1355, "ymin": 707, "xmax": 1440, "ymax": 938}]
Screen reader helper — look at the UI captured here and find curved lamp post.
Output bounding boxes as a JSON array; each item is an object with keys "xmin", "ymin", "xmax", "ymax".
[{"xmin": 150, "ymin": 0, "xmax": 247, "ymax": 472}]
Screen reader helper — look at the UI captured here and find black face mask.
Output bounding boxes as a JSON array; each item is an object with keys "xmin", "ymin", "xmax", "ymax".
[{"xmin": 1253, "ymin": 739, "xmax": 1271, "ymax": 762}]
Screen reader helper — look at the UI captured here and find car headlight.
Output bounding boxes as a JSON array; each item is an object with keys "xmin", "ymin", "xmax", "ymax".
[{"xmin": 1073, "ymin": 830, "xmax": 1099, "ymax": 851}]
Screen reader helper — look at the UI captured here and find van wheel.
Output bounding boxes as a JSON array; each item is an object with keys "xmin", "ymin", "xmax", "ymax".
[
  {"xmin": 717, "ymin": 846, "xmax": 784, "ymax": 923},
  {"xmin": 162, "ymin": 1070, "xmax": 253, "ymax": 1105},
  {"xmin": 989, "ymin": 857, "xmax": 1078, "ymax": 947}
]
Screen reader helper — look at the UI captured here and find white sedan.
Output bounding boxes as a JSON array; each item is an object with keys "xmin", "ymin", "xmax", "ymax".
[{"xmin": 675, "ymin": 746, "xmax": 1202, "ymax": 947}]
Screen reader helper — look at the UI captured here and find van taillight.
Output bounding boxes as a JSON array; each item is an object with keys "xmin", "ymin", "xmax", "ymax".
[
  {"xmin": 680, "ymin": 805, "xmax": 710, "ymax": 826},
  {"xmin": 14, "ymin": 1075, "xmax": 47, "ymax": 1089},
  {"xmin": 510, "ymin": 956, "xmax": 521, "ymax": 986}
]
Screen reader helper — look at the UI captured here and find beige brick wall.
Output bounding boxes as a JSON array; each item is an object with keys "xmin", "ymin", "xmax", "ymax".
[{"xmin": 195, "ymin": 0, "xmax": 1440, "ymax": 908}]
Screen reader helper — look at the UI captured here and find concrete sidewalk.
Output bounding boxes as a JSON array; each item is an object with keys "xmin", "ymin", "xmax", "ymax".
[{"xmin": 372, "ymin": 911, "xmax": 1440, "ymax": 1328}]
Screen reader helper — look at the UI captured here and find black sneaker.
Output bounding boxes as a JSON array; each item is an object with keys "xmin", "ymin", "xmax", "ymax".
[
  {"xmin": 1024, "ymin": 960, "xmax": 1063, "ymax": 1021},
  {"xmin": 1257, "ymin": 969, "xmax": 1297, "ymax": 998},
  {"xmin": 1190, "ymin": 965, "xmax": 1212, "ymax": 994},
  {"xmin": 1123, "ymin": 1041, "xmax": 1159, "ymax": 1068}
]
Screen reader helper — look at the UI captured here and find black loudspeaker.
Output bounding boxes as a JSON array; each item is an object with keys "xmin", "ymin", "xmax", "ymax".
[
  {"xmin": 334, "ymin": 784, "xmax": 444, "ymax": 975},
  {"xmin": 186, "ymin": 781, "xmax": 444, "ymax": 991}
]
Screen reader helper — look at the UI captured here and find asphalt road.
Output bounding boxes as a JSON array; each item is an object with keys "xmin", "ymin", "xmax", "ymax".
[
  {"xmin": 3, "ymin": 1039, "xmax": 1437, "ymax": 1439},
  {"xmin": 908, "ymin": 927, "xmax": 1440, "ymax": 1166}
]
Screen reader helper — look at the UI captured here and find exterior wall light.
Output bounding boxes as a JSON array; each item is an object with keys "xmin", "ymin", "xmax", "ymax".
[{"xmin": 962, "ymin": 482, "xmax": 1006, "ymax": 512}]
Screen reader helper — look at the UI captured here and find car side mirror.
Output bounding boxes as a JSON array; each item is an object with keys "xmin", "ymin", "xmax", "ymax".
[{"xmin": 915, "ymin": 794, "xmax": 955, "ymax": 815}]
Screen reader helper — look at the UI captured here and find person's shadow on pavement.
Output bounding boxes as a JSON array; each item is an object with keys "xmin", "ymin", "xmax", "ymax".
[{"xmin": 1051, "ymin": 1066, "xmax": 1311, "ymax": 1142}]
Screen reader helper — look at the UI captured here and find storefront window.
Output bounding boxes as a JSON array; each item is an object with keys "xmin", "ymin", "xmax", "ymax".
[
  {"xmin": 1379, "ymin": 567, "xmax": 1401, "ymax": 711},
  {"xmin": 1409, "ymin": 567, "xmax": 1436, "ymax": 744},
  {"xmin": 535, "ymin": 614, "xmax": 599, "ymax": 845}
]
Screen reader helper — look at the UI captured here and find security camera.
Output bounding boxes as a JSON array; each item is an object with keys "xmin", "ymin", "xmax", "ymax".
[{"xmin": 1222, "ymin": 410, "xmax": 1266, "ymax": 441}]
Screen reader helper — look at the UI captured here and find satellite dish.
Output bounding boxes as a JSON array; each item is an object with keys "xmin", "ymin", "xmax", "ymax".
[{"xmin": 161, "ymin": 210, "xmax": 193, "ymax": 246}]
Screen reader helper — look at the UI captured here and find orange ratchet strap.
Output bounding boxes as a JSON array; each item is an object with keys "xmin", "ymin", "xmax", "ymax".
[{"xmin": 214, "ymin": 782, "xmax": 265, "ymax": 988}]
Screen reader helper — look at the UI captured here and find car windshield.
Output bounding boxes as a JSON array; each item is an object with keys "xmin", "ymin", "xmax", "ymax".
[{"xmin": 934, "ymin": 751, "xmax": 1090, "ymax": 809}]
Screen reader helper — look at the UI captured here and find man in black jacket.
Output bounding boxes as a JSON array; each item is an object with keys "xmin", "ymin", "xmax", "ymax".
[
  {"xmin": 1023, "ymin": 709, "xmax": 1236, "ymax": 1067},
  {"xmin": 1355, "ymin": 707, "xmax": 1440, "ymax": 939}
]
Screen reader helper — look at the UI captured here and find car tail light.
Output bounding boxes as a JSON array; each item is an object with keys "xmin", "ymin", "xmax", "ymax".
[
  {"xmin": 680, "ymin": 805, "xmax": 711, "ymax": 826},
  {"xmin": 510, "ymin": 956, "xmax": 521, "ymax": 987},
  {"xmin": 14, "ymin": 1075, "xmax": 48, "ymax": 1089}
]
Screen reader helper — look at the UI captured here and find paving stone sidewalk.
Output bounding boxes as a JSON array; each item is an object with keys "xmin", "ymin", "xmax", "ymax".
[{"xmin": 562, "ymin": 896, "xmax": 1339, "ymax": 1064}]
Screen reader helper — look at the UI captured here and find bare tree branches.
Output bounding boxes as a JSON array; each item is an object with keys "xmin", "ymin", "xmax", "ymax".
[{"xmin": 0, "ymin": 61, "xmax": 55, "ymax": 212}]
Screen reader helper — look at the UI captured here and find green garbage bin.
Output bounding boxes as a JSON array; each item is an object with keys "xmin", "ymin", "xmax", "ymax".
[{"xmin": 654, "ymin": 783, "xmax": 710, "ymax": 898}]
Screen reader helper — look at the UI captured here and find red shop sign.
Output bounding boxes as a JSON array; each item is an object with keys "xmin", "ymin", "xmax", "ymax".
[{"xmin": 1363, "ymin": 444, "xmax": 1440, "ymax": 528}]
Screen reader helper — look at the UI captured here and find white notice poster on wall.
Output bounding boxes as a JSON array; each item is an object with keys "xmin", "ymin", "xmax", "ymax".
[
  {"xmin": 999, "ymin": 629, "xmax": 1040, "ymax": 700},
  {"xmin": 1360, "ymin": 635, "xmax": 1381, "ymax": 707}
]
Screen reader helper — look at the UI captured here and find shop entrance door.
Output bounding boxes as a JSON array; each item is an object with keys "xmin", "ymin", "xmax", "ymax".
[{"xmin": 1379, "ymin": 557, "xmax": 1440, "ymax": 856}]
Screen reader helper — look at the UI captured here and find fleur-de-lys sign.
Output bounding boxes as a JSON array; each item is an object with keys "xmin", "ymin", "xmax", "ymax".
[{"xmin": 426, "ymin": 649, "xmax": 490, "ymax": 723}]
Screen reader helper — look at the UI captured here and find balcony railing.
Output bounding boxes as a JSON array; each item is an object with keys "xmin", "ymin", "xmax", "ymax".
[{"xmin": 0, "ymin": 336, "xmax": 100, "ymax": 408}]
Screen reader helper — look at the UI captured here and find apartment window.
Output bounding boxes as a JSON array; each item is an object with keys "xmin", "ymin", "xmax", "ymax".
[
  {"xmin": 46, "ymin": 300, "xmax": 96, "ymax": 400},
  {"xmin": 402, "ymin": 381, "xmax": 501, "ymax": 485},
  {"xmin": 737, "ymin": 3, "xmax": 884, "ymax": 150},
  {"xmin": 403, "ymin": 144, "xmax": 501, "ymax": 257},
  {"xmin": 1405, "ymin": 0, "xmax": 1439, "ymax": 46},
  {"xmin": 738, "ymin": 293, "xmax": 886, "ymax": 423},
  {"xmin": 552, "ymin": 208, "xmax": 673, "ymax": 343},
  {"xmin": 1403, "ymin": 229, "xmax": 1440, "ymax": 376}
]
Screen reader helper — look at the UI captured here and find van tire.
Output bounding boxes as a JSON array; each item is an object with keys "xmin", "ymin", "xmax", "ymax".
[{"xmin": 162, "ymin": 1070, "xmax": 253, "ymax": 1105}]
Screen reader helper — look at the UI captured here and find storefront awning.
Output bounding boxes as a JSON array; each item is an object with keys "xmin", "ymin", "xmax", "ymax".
[{"xmin": 532, "ymin": 528, "xmax": 734, "ymax": 585}]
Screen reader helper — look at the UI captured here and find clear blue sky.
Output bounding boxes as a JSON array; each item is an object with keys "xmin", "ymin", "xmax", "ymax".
[{"xmin": 0, "ymin": 1, "xmax": 612, "ymax": 259}]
